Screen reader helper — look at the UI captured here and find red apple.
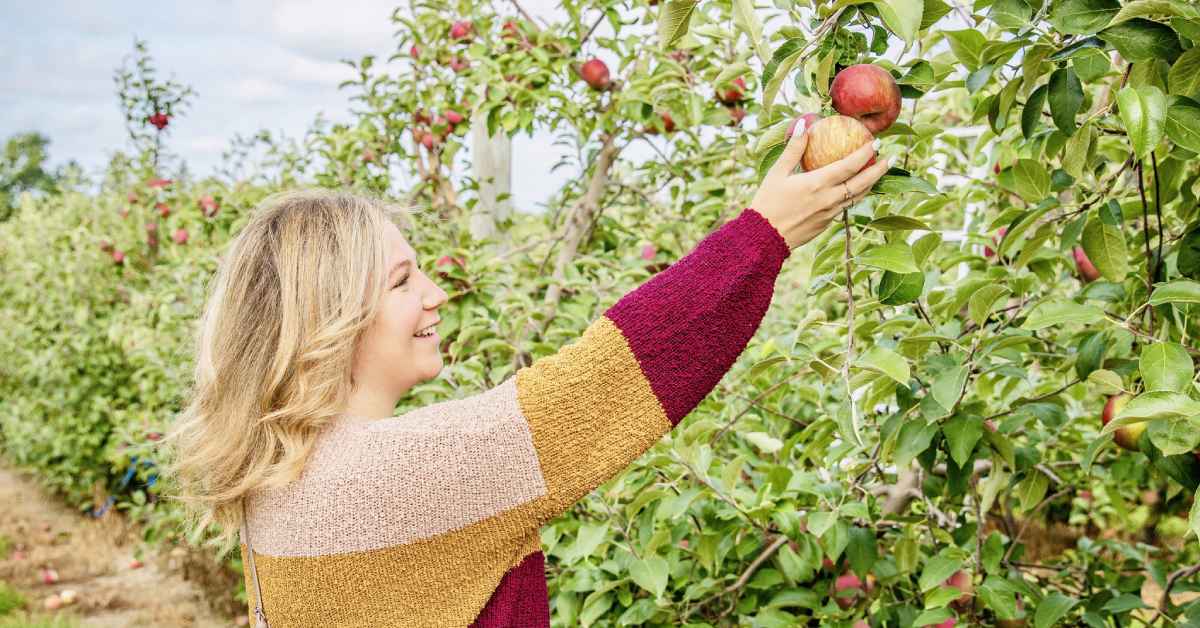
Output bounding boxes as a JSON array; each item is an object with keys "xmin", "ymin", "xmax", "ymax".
[
  {"xmin": 145, "ymin": 221, "xmax": 158, "ymax": 233},
  {"xmin": 984, "ymin": 227, "xmax": 1007, "ymax": 259},
  {"xmin": 436, "ymin": 255, "xmax": 465, "ymax": 272},
  {"xmin": 830, "ymin": 64, "xmax": 902, "ymax": 134},
  {"xmin": 718, "ymin": 77, "xmax": 747, "ymax": 105},
  {"xmin": 641, "ymin": 244, "xmax": 656, "ymax": 260},
  {"xmin": 832, "ymin": 572, "xmax": 873, "ymax": 610},
  {"xmin": 1102, "ymin": 393, "xmax": 1144, "ymax": 451},
  {"xmin": 800, "ymin": 115, "xmax": 876, "ymax": 172},
  {"xmin": 129, "ymin": 558, "xmax": 143, "ymax": 569},
  {"xmin": 148, "ymin": 112, "xmax": 170, "ymax": 130},
  {"xmin": 934, "ymin": 620, "xmax": 956, "ymax": 628},
  {"xmin": 112, "ymin": 249, "xmax": 125, "ymax": 265},
  {"xmin": 853, "ymin": 622, "xmax": 870, "ymax": 628},
  {"xmin": 414, "ymin": 109, "xmax": 432, "ymax": 125},
  {"xmin": 147, "ymin": 431, "xmax": 164, "ymax": 441},
  {"xmin": 944, "ymin": 570, "xmax": 972, "ymax": 608},
  {"xmin": 993, "ymin": 162, "xmax": 1001, "ymax": 175},
  {"xmin": 501, "ymin": 20, "xmax": 521, "ymax": 40},
  {"xmin": 44, "ymin": 594, "xmax": 62, "ymax": 611},
  {"xmin": 787, "ymin": 113, "xmax": 823, "ymax": 139},
  {"xmin": 409, "ymin": 44, "xmax": 420, "ymax": 59},
  {"xmin": 1073, "ymin": 246, "xmax": 1101, "ymax": 283},
  {"xmin": 448, "ymin": 55, "xmax": 469, "ymax": 73},
  {"xmin": 580, "ymin": 58, "xmax": 611, "ymax": 90},
  {"xmin": 198, "ymin": 195, "xmax": 219, "ymax": 216},
  {"xmin": 445, "ymin": 109, "xmax": 464, "ymax": 125},
  {"xmin": 147, "ymin": 178, "xmax": 172, "ymax": 189},
  {"xmin": 127, "ymin": 191, "xmax": 139, "ymax": 203},
  {"xmin": 40, "ymin": 568, "xmax": 59, "ymax": 585},
  {"xmin": 449, "ymin": 20, "xmax": 473, "ymax": 41},
  {"xmin": 172, "ymin": 228, "xmax": 189, "ymax": 245},
  {"xmin": 156, "ymin": 202, "xmax": 170, "ymax": 218}
]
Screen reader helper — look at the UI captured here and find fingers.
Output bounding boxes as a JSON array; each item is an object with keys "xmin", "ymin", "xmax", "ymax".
[
  {"xmin": 813, "ymin": 140, "xmax": 878, "ymax": 187},
  {"xmin": 765, "ymin": 117, "xmax": 810, "ymax": 181},
  {"xmin": 841, "ymin": 154, "xmax": 893, "ymax": 197}
]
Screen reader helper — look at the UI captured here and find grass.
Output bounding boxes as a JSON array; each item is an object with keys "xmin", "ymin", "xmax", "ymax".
[
  {"xmin": 0, "ymin": 581, "xmax": 24, "ymax": 616},
  {"xmin": 0, "ymin": 612, "xmax": 82, "ymax": 628}
]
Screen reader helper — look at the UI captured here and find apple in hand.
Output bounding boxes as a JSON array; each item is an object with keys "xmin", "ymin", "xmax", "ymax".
[
  {"xmin": 830, "ymin": 64, "xmax": 902, "ymax": 134},
  {"xmin": 1102, "ymin": 393, "xmax": 1144, "ymax": 451},
  {"xmin": 1073, "ymin": 246, "xmax": 1101, "ymax": 283},
  {"xmin": 800, "ymin": 115, "xmax": 876, "ymax": 172}
]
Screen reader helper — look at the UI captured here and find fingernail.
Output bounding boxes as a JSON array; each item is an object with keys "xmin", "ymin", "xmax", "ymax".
[{"xmin": 872, "ymin": 138, "xmax": 881, "ymax": 150}]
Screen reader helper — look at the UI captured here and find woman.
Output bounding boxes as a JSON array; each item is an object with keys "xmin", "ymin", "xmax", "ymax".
[{"xmin": 161, "ymin": 119, "xmax": 889, "ymax": 627}]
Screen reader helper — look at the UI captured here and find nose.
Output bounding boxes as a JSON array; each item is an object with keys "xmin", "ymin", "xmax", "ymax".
[{"xmin": 424, "ymin": 280, "xmax": 449, "ymax": 310}]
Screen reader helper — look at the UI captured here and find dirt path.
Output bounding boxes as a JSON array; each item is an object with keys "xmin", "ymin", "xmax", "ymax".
[{"xmin": 0, "ymin": 460, "xmax": 243, "ymax": 627}]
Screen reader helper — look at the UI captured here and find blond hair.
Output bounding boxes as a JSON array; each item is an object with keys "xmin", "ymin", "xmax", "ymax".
[{"xmin": 159, "ymin": 188, "xmax": 415, "ymax": 556}]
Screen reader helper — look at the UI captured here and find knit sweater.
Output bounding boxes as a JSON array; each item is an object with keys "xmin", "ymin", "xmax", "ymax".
[{"xmin": 238, "ymin": 206, "xmax": 791, "ymax": 627}]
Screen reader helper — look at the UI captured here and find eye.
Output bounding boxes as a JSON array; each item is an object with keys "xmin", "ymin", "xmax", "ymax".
[{"xmin": 393, "ymin": 273, "xmax": 410, "ymax": 289}]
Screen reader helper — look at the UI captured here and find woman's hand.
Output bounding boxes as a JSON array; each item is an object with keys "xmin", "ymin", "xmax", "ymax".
[{"xmin": 749, "ymin": 118, "xmax": 892, "ymax": 250}]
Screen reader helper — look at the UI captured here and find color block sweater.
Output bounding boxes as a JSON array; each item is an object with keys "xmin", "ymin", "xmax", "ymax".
[{"xmin": 238, "ymin": 207, "xmax": 791, "ymax": 627}]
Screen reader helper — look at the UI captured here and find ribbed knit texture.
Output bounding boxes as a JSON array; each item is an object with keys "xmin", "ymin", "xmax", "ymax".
[{"xmin": 238, "ymin": 207, "xmax": 790, "ymax": 627}]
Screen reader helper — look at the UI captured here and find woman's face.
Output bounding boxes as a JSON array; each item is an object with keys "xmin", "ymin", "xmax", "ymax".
[{"xmin": 347, "ymin": 222, "xmax": 449, "ymax": 417}]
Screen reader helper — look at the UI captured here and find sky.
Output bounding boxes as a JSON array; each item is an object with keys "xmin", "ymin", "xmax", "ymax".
[{"xmin": 1, "ymin": 0, "xmax": 594, "ymax": 214}]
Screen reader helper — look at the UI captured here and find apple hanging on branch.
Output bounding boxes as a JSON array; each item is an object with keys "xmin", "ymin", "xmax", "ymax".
[
  {"xmin": 579, "ymin": 58, "xmax": 611, "ymax": 90},
  {"xmin": 830, "ymin": 63, "xmax": 902, "ymax": 134},
  {"xmin": 1102, "ymin": 393, "xmax": 1145, "ymax": 452}
]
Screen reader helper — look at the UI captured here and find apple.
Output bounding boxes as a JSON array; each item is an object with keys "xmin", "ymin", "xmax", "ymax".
[
  {"xmin": 436, "ymin": 255, "xmax": 465, "ymax": 273},
  {"xmin": 644, "ymin": 112, "xmax": 675, "ymax": 134},
  {"xmin": 172, "ymin": 228, "xmax": 189, "ymax": 245},
  {"xmin": 414, "ymin": 109, "xmax": 432, "ymax": 125},
  {"xmin": 445, "ymin": 109, "xmax": 464, "ymax": 125},
  {"xmin": 853, "ymin": 622, "xmax": 870, "ymax": 628},
  {"xmin": 198, "ymin": 195, "xmax": 219, "ymax": 216},
  {"xmin": 800, "ymin": 115, "xmax": 876, "ymax": 172},
  {"xmin": 44, "ymin": 594, "xmax": 62, "ymax": 611},
  {"xmin": 40, "ymin": 567, "xmax": 59, "ymax": 584},
  {"xmin": 830, "ymin": 64, "xmax": 902, "ymax": 134},
  {"xmin": 112, "ymin": 249, "xmax": 125, "ymax": 265},
  {"xmin": 129, "ymin": 558, "xmax": 144, "ymax": 569},
  {"xmin": 59, "ymin": 589, "xmax": 77, "ymax": 605},
  {"xmin": 580, "ymin": 58, "xmax": 611, "ymax": 90},
  {"xmin": 501, "ymin": 20, "xmax": 522, "ymax": 40},
  {"xmin": 832, "ymin": 571, "xmax": 874, "ymax": 610},
  {"xmin": 127, "ymin": 191, "xmax": 139, "ymax": 203},
  {"xmin": 147, "ymin": 431, "xmax": 164, "ymax": 441},
  {"xmin": 120, "ymin": 207, "xmax": 130, "ymax": 219},
  {"xmin": 449, "ymin": 20, "xmax": 473, "ymax": 42},
  {"xmin": 787, "ymin": 113, "xmax": 823, "ymax": 139},
  {"xmin": 727, "ymin": 106, "xmax": 747, "ymax": 126},
  {"xmin": 641, "ymin": 244, "xmax": 657, "ymax": 260},
  {"xmin": 993, "ymin": 162, "xmax": 1001, "ymax": 175},
  {"xmin": 718, "ymin": 77, "xmax": 747, "ymax": 105},
  {"xmin": 944, "ymin": 570, "xmax": 972, "ymax": 608},
  {"xmin": 99, "ymin": 239, "xmax": 114, "ymax": 253},
  {"xmin": 147, "ymin": 178, "xmax": 172, "ymax": 189},
  {"xmin": 934, "ymin": 620, "xmax": 956, "ymax": 628},
  {"xmin": 409, "ymin": 44, "xmax": 420, "ymax": 59},
  {"xmin": 156, "ymin": 202, "xmax": 170, "ymax": 218},
  {"xmin": 1073, "ymin": 246, "xmax": 1100, "ymax": 283},
  {"xmin": 448, "ymin": 55, "xmax": 469, "ymax": 73},
  {"xmin": 148, "ymin": 112, "xmax": 170, "ymax": 130},
  {"xmin": 145, "ymin": 221, "xmax": 158, "ymax": 233},
  {"xmin": 1102, "ymin": 393, "xmax": 1145, "ymax": 451},
  {"xmin": 983, "ymin": 227, "xmax": 1007, "ymax": 259}
]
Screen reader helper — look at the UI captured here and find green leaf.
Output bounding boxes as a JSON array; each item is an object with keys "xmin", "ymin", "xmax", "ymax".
[
  {"xmin": 1012, "ymin": 158, "xmax": 1051, "ymax": 202},
  {"xmin": 1140, "ymin": 342, "xmax": 1195, "ymax": 393},
  {"xmin": 1017, "ymin": 471, "xmax": 1049, "ymax": 511},
  {"xmin": 943, "ymin": 414, "xmax": 984, "ymax": 468},
  {"xmin": 867, "ymin": 216, "xmax": 932, "ymax": 231},
  {"xmin": 944, "ymin": 29, "xmax": 987, "ymax": 70},
  {"xmin": 858, "ymin": 243, "xmax": 920, "ymax": 273},
  {"xmin": 1049, "ymin": 68, "xmax": 1085, "ymax": 134},
  {"xmin": 1182, "ymin": 228, "xmax": 1200, "ymax": 280},
  {"xmin": 969, "ymin": 285, "xmax": 1011, "ymax": 327},
  {"xmin": 1165, "ymin": 95, "xmax": 1200, "ymax": 153},
  {"xmin": 846, "ymin": 526, "xmax": 879, "ymax": 577},
  {"xmin": 745, "ymin": 431, "xmax": 784, "ymax": 454},
  {"xmin": 1075, "ymin": 331, "xmax": 1109, "ymax": 380},
  {"xmin": 1149, "ymin": 279, "xmax": 1200, "ymax": 305},
  {"xmin": 921, "ymin": 0, "xmax": 954, "ymax": 29},
  {"xmin": 1034, "ymin": 592, "xmax": 1078, "ymax": 628},
  {"xmin": 990, "ymin": 0, "xmax": 1033, "ymax": 29},
  {"xmin": 1051, "ymin": 0, "xmax": 1121, "ymax": 34},
  {"xmin": 895, "ymin": 419, "xmax": 940, "ymax": 467},
  {"xmin": 1104, "ymin": 392, "xmax": 1200, "ymax": 432},
  {"xmin": 1190, "ymin": 487, "xmax": 1200, "ymax": 541},
  {"xmin": 859, "ymin": 345, "xmax": 911, "ymax": 385},
  {"xmin": 1147, "ymin": 417, "xmax": 1200, "ymax": 456},
  {"xmin": 1088, "ymin": 369, "xmax": 1125, "ymax": 394},
  {"xmin": 1022, "ymin": 83, "xmax": 1048, "ymax": 139},
  {"xmin": 1072, "ymin": 46, "xmax": 1113, "ymax": 81},
  {"xmin": 761, "ymin": 39, "xmax": 805, "ymax": 112},
  {"xmin": 1062, "ymin": 121, "xmax": 1095, "ymax": 178},
  {"xmin": 932, "ymin": 366, "xmax": 969, "ymax": 412},
  {"xmin": 1081, "ymin": 217, "xmax": 1130, "ymax": 282},
  {"xmin": 1099, "ymin": 18, "xmax": 1184, "ymax": 63},
  {"xmin": 658, "ymin": 0, "xmax": 699, "ymax": 48},
  {"xmin": 872, "ymin": 173, "xmax": 940, "ymax": 195},
  {"xmin": 878, "ymin": 271, "xmax": 925, "ymax": 305},
  {"xmin": 919, "ymin": 555, "xmax": 962, "ymax": 593},
  {"xmin": 1117, "ymin": 85, "xmax": 1168, "ymax": 159},
  {"xmin": 1020, "ymin": 300, "xmax": 1105, "ymax": 330},
  {"xmin": 873, "ymin": 0, "xmax": 924, "ymax": 43},
  {"xmin": 1111, "ymin": 0, "xmax": 1200, "ymax": 26},
  {"xmin": 731, "ymin": 0, "xmax": 767, "ymax": 65},
  {"xmin": 629, "ymin": 555, "xmax": 669, "ymax": 598},
  {"xmin": 1169, "ymin": 47, "xmax": 1200, "ymax": 99}
]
